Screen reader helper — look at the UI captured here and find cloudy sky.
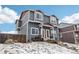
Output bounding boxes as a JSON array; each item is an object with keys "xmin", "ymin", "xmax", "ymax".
[{"xmin": 0, "ymin": 5, "xmax": 79, "ymax": 33}]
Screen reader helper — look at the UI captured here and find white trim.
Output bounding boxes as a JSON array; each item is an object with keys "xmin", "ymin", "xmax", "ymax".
[
  {"xmin": 60, "ymin": 30, "xmax": 75, "ymax": 33},
  {"xmin": 46, "ymin": 29, "xmax": 50, "ymax": 38},
  {"xmin": 28, "ymin": 20, "xmax": 42, "ymax": 24},
  {"xmin": 50, "ymin": 16, "xmax": 57, "ymax": 25},
  {"xmin": 60, "ymin": 33, "xmax": 62, "ymax": 38},
  {"xmin": 35, "ymin": 12, "xmax": 43, "ymax": 21},
  {"xmin": 26, "ymin": 23, "xmax": 28, "ymax": 42},
  {"xmin": 41, "ymin": 27, "xmax": 43, "ymax": 38},
  {"xmin": 31, "ymin": 27, "xmax": 39, "ymax": 35},
  {"xmin": 43, "ymin": 29, "xmax": 50, "ymax": 40},
  {"xmin": 73, "ymin": 31, "xmax": 77, "ymax": 44}
]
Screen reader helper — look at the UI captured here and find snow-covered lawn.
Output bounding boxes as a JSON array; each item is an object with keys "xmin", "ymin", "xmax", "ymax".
[{"xmin": 0, "ymin": 42, "xmax": 78, "ymax": 54}]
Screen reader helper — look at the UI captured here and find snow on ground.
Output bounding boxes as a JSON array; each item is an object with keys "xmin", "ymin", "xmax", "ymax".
[
  {"xmin": 63, "ymin": 42, "xmax": 79, "ymax": 52},
  {"xmin": 0, "ymin": 42, "xmax": 78, "ymax": 54}
]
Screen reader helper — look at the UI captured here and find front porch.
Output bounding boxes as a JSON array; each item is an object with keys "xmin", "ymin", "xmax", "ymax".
[
  {"xmin": 28, "ymin": 22, "xmax": 58, "ymax": 42},
  {"xmin": 29, "ymin": 22, "xmax": 53, "ymax": 42}
]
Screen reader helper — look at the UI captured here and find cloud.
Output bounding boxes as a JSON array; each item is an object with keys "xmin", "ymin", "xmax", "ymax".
[
  {"xmin": 59, "ymin": 19, "xmax": 62, "ymax": 24},
  {"xmin": 1, "ymin": 31, "xmax": 18, "ymax": 34},
  {"xmin": 0, "ymin": 6, "xmax": 18, "ymax": 24},
  {"xmin": 61, "ymin": 13, "xmax": 79, "ymax": 24}
]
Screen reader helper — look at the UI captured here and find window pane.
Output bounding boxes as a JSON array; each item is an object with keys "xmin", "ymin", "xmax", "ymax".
[
  {"xmin": 36, "ymin": 13, "xmax": 41, "ymax": 19},
  {"xmin": 36, "ymin": 29, "xmax": 39, "ymax": 34},
  {"xmin": 44, "ymin": 15, "xmax": 50, "ymax": 23},
  {"xmin": 30, "ymin": 11, "xmax": 34, "ymax": 20},
  {"xmin": 31, "ymin": 28, "xmax": 39, "ymax": 35},
  {"xmin": 32, "ymin": 29, "xmax": 35, "ymax": 34}
]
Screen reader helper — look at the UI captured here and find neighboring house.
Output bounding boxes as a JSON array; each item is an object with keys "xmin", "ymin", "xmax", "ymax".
[
  {"xmin": 15, "ymin": 10, "xmax": 59, "ymax": 42},
  {"xmin": 59, "ymin": 23, "xmax": 79, "ymax": 43}
]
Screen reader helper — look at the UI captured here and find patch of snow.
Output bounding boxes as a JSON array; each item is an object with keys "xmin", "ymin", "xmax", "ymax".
[{"xmin": 0, "ymin": 42, "xmax": 77, "ymax": 54}]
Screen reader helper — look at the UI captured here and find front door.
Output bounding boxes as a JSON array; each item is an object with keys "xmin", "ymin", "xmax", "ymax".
[{"xmin": 43, "ymin": 29, "xmax": 50, "ymax": 40}]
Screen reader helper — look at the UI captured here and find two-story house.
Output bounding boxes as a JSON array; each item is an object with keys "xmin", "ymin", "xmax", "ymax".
[{"xmin": 15, "ymin": 10, "xmax": 59, "ymax": 42}]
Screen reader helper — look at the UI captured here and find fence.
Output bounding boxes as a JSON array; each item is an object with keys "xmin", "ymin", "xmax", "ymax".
[{"xmin": 0, "ymin": 33, "xmax": 26, "ymax": 43}]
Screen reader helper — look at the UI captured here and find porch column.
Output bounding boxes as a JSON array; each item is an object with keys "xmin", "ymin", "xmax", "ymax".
[
  {"xmin": 39, "ymin": 24, "xmax": 43, "ymax": 38},
  {"xmin": 40, "ymin": 27, "xmax": 43, "ymax": 38}
]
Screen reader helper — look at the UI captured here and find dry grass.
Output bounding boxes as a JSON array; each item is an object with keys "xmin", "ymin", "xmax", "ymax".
[
  {"xmin": 4, "ymin": 39, "xmax": 14, "ymax": 44},
  {"xmin": 46, "ymin": 40, "xmax": 58, "ymax": 44},
  {"xmin": 4, "ymin": 39, "xmax": 19, "ymax": 44}
]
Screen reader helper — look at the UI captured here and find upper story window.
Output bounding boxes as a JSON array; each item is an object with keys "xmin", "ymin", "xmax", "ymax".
[
  {"xmin": 36, "ymin": 13, "xmax": 42, "ymax": 19},
  {"xmin": 30, "ymin": 11, "xmax": 34, "ymax": 20},
  {"xmin": 50, "ymin": 16, "xmax": 57, "ymax": 25},
  {"xmin": 35, "ymin": 12, "xmax": 43, "ymax": 21},
  {"xmin": 51, "ymin": 17, "xmax": 56, "ymax": 22},
  {"xmin": 44, "ymin": 15, "xmax": 50, "ymax": 24}
]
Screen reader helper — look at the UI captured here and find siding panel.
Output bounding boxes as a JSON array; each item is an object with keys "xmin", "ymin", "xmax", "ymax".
[
  {"xmin": 60, "ymin": 32, "xmax": 75, "ymax": 43},
  {"xmin": 60, "ymin": 26, "xmax": 75, "ymax": 32}
]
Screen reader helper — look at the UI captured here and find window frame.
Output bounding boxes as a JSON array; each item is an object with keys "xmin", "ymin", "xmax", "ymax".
[
  {"xmin": 50, "ymin": 16, "xmax": 57, "ymax": 24},
  {"xmin": 30, "ymin": 11, "xmax": 34, "ymax": 20},
  {"xmin": 35, "ymin": 12, "xmax": 43, "ymax": 20},
  {"xmin": 31, "ymin": 27, "xmax": 39, "ymax": 35}
]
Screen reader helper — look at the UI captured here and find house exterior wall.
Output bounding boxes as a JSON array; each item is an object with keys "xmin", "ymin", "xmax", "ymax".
[
  {"xmin": 21, "ymin": 11, "xmax": 29, "ymax": 25},
  {"xmin": 60, "ymin": 25, "xmax": 75, "ymax": 32},
  {"xmin": 75, "ymin": 32, "xmax": 79, "ymax": 43},
  {"xmin": 17, "ymin": 11, "xmax": 29, "ymax": 33},
  {"xmin": 60, "ymin": 32, "xmax": 75, "ymax": 43},
  {"xmin": 28, "ymin": 22, "xmax": 41, "ymax": 40},
  {"xmin": 59, "ymin": 25, "xmax": 76, "ymax": 43}
]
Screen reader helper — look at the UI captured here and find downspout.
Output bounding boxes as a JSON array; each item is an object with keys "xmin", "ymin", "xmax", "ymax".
[{"xmin": 57, "ymin": 28, "xmax": 60, "ymax": 40}]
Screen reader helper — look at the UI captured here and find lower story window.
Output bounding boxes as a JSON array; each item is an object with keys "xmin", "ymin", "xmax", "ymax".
[{"xmin": 31, "ymin": 27, "xmax": 39, "ymax": 35}]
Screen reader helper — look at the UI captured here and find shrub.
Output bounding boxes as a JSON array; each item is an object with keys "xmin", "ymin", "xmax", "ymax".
[
  {"xmin": 46, "ymin": 40, "xmax": 58, "ymax": 44},
  {"xmin": 31, "ymin": 37, "xmax": 44, "ymax": 41}
]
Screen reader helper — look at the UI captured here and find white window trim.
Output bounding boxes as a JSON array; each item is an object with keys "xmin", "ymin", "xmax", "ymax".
[
  {"xmin": 35, "ymin": 12, "xmax": 43, "ymax": 20},
  {"xmin": 46, "ymin": 29, "xmax": 50, "ymax": 37},
  {"xmin": 50, "ymin": 16, "xmax": 57, "ymax": 23},
  {"xmin": 31, "ymin": 27, "xmax": 39, "ymax": 35}
]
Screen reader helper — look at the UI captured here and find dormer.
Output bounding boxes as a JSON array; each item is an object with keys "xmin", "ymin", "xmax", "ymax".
[
  {"xmin": 44, "ymin": 15, "xmax": 50, "ymax": 24},
  {"xmin": 28, "ymin": 10, "xmax": 44, "ymax": 23},
  {"xmin": 35, "ymin": 10, "xmax": 43, "ymax": 21},
  {"xmin": 50, "ymin": 15, "xmax": 58, "ymax": 26}
]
